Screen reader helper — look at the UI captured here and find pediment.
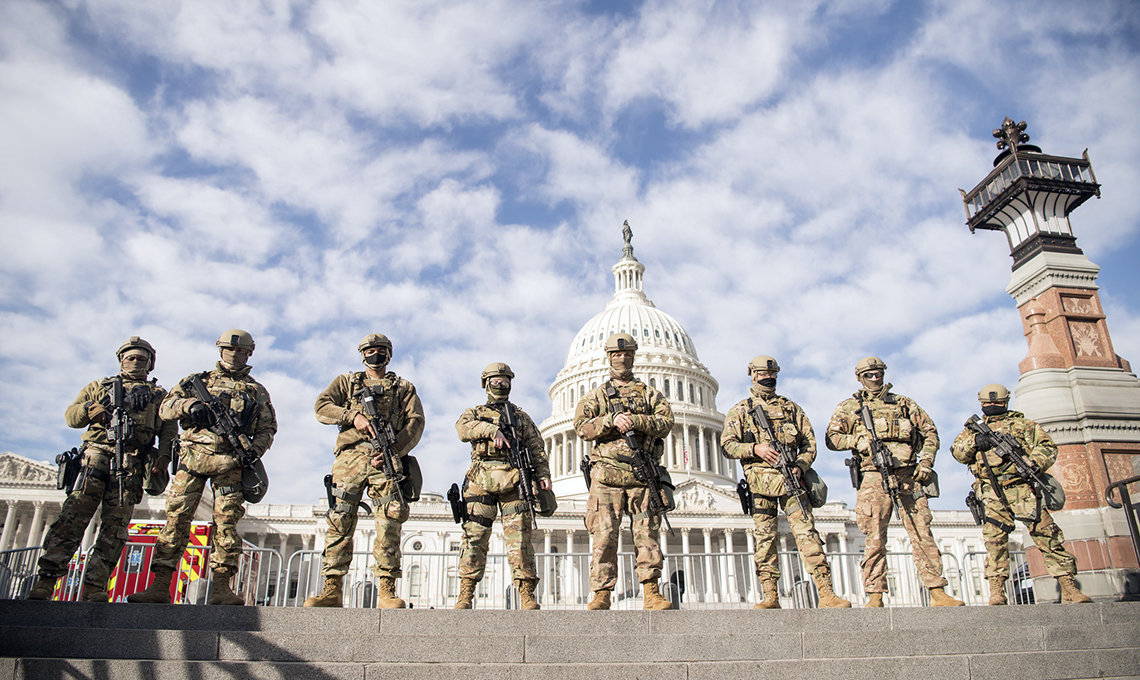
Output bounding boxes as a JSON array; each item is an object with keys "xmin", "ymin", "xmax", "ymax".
[
  {"xmin": 0, "ymin": 452, "xmax": 57, "ymax": 484},
  {"xmin": 671, "ymin": 479, "xmax": 741, "ymax": 514}
]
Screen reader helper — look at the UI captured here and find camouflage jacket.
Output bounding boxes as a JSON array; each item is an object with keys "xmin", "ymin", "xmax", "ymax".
[
  {"xmin": 722, "ymin": 390, "xmax": 815, "ymax": 497},
  {"xmin": 825, "ymin": 386, "xmax": 938, "ymax": 469},
  {"xmin": 161, "ymin": 362, "xmax": 277, "ymax": 462},
  {"xmin": 455, "ymin": 400, "xmax": 551, "ymax": 481},
  {"xmin": 951, "ymin": 410, "xmax": 1057, "ymax": 486},
  {"xmin": 574, "ymin": 378, "xmax": 673, "ymax": 472},
  {"xmin": 315, "ymin": 371, "xmax": 424, "ymax": 457},
  {"xmin": 65, "ymin": 375, "xmax": 177, "ymax": 460}
]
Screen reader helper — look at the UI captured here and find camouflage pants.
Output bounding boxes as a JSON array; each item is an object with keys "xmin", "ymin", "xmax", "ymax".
[
  {"xmin": 152, "ymin": 466, "xmax": 246, "ymax": 576},
  {"xmin": 37, "ymin": 449, "xmax": 143, "ymax": 589},
  {"xmin": 320, "ymin": 447, "xmax": 409, "ymax": 580},
  {"xmin": 751, "ymin": 493, "xmax": 831, "ymax": 582},
  {"xmin": 979, "ymin": 481, "xmax": 1076, "ymax": 579},
  {"xmin": 458, "ymin": 480, "xmax": 536, "ymax": 583},
  {"xmin": 855, "ymin": 467, "xmax": 947, "ymax": 592},
  {"xmin": 586, "ymin": 481, "xmax": 662, "ymax": 591}
]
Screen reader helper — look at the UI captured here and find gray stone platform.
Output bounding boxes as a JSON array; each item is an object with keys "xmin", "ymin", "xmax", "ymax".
[{"xmin": 1, "ymin": 601, "xmax": 1138, "ymax": 680}]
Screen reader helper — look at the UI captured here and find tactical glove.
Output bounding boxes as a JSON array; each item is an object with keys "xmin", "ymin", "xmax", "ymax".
[
  {"xmin": 974, "ymin": 433, "xmax": 994, "ymax": 452},
  {"xmin": 87, "ymin": 402, "xmax": 111, "ymax": 425},
  {"xmin": 913, "ymin": 462, "xmax": 934, "ymax": 484},
  {"xmin": 188, "ymin": 401, "xmax": 217, "ymax": 428}
]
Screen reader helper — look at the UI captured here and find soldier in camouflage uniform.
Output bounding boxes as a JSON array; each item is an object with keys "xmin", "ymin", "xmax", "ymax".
[
  {"xmin": 303, "ymin": 333, "xmax": 425, "ymax": 608},
  {"xmin": 27, "ymin": 338, "xmax": 176, "ymax": 602},
  {"xmin": 721, "ymin": 356, "xmax": 851, "ymax": 609},
  {"xmin": 951, "ymin": 384, "xmax": 1091, "ymax": 605},
  {"xmin": 453, "ymin": 362, "xmax": 553, "ymax": 610},
  {"xmin": 575, "ymin": 333, "xmax": 674, "ymax": 610},
  {"xmin": 825, "ymin": 357, "xmax": 963, "ymax": 607},
  {"xmin": 129, "ymin": 330, "xmax": 277, "ymax": 606}
]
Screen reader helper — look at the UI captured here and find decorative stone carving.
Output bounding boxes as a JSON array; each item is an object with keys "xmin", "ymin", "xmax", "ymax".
[
  {"xmin": 1062, "ymin": 296, "xmax": 1097, "ymax": 315},
  {"xmin": 1070, "ymin": 321, "xmax": 1105, "ymax": 357},
  {"xmin": 0, "ymin": 453, "xmax": 56, "ymax": 484}
]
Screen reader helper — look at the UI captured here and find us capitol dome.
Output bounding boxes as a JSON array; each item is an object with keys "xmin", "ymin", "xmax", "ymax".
[{"xmin": 539, "ymin": 223, "xmax": 737, "ymax": 500}]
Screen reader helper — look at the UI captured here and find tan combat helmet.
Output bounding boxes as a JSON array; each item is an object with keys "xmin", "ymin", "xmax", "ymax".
[
  {"xmin": 357, "ymin": 333, "xmax": 393, "ymax": 355},
  {"xmin": 217, "ymin": 329, "xmax": 256, "ymax": 353},
  {"xmin": 978, "ymin": 383, "xmax": 1011, "ymax": 403},
  {"xmin": 604, "ymin": 333, "xmax": 638, "ymax": 354},
  {"xmin": 481, "ymin": 362, "xmax": 515, "ymax": 388},
  {"xmin": 747, "ymin": 355, "xmax": 780, "ymax": 375},
  {"xmin": 117, "ymin": 336, "xmax": 156, "ymax": 371},
  {"xmin": 854, "ymin": 356, "xmax": 887, "ymax": 377}
]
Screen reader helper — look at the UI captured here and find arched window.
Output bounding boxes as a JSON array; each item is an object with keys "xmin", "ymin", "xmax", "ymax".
[
  {"xmin": 649, "ymin": 378, "xmax": 656, "ymax": 389},
  {"xmin": 409, "ymin": 565, "xmax": 422, "ymax": 598},
  {"xmin": 689, "ymin": 384, "xmax": 694, "ymax": 403},
  {"xmin": 664, "ymin": 379, "xmax": 671, "ymax": 398}
]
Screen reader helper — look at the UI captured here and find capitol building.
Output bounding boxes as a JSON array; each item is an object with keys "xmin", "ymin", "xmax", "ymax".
[{"xmin": 0, "ymin": 228, "xmax": 989, "ymax": 609}]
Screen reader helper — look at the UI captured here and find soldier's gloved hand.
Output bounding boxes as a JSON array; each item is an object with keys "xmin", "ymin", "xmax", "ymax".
[
  {"xmin": 188, "ymin": 401, "xmax": 217, "ymax": 428},
  {"xmin": 87, "ymin": 402, "xmax": 111, "ymax": 424},
  {"xmin": 913, "ymin": 462, "xmax": 934, "ymax": 484},
  {"xmin": 239, "ymin": 450, "xmax": 258, "ymax": 467},
  {"xmin": 974, "ymin": 433, "xmax": 994, "ymax": 451},
  {"xmin": 855, "ymin": 434, "xmax": 871, "ymax": 455}
]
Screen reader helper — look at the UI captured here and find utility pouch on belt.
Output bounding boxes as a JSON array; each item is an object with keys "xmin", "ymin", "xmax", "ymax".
[
  {"xmin": 922, "ymin": 470, "xmax": 940, "ymax": 499},
  {"xmin": 536, "ymin": 487, "xmax": 558, "ymax": 517},
  {"xmin": 845, "ymin": 457, "xmax": 863, "ymax": 490},
  {"xmin": 56, "ymin": 447, "xmax": 82, "ymax": 493},
  {"xmin": 447, "ymin": 482, "xmax": 467, "ymax": 524},
  {"xmin": 400, "ymin": 455, "xmax": 423, "ymax": 503},
  {"xmin": 966, "ymin": 490, "xmax": 985, "ymax": 526},
  {"xmin": 736, "ymin": 478, "xmax": 753, "ymax": 516}
]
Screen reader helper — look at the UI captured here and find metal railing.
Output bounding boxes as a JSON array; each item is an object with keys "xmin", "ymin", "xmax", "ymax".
[
  {"xmin": 1106, "ymin": 473, "xmax": 1140, "ymax": 571},
  {"xmin": 960, "ymin": 550, "xmax": 1032, "ymax": 605},
  {"xmin": 279, "ymin": 549, "xmax": 970, "ymax": 609},
  {"xmin": 0, "ymin": 541, "xmax": 283, "ymax": 604}
]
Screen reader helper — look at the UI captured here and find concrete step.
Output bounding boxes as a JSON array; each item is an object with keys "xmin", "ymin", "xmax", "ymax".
[{"xmin": 1, "ymin": 601, "xmax": 1138, "ymax": 680}]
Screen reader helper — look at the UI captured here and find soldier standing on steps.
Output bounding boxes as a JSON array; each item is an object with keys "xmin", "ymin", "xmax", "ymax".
[
  {"xmin": 452, "ymin": 362, "xmax": 553, "ymax": 610},
  {"xmin": 28, "ymin": 337, "xmax": 176, "ymax": 602},
  {"xmin": 825, "ymin": 356, "xmax": 964, "ymax": 608},
  {"xmin": 304, "ymin": 333, "xmax": 425, "ymax": 608},
  {"xmin": 575, "ymin": 333, "xmax": 675, "ymax": 611},
  {"xmin": 721, "ymin": 356, "xmax": 851, "ymax": 609},
  {"xmin": 951, "ymin": 384, "xmax": 1091, "ymax": 605},
  {"xmin": 129, "ymin": 329, "xmax": 276, "ymax": 606}
]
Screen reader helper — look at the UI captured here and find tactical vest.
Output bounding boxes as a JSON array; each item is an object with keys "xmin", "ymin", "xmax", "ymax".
[
  {"xmin": 859, "ymin": 394, "xmax": 917, "ymax": 467},
  {"xmin": 739, "ymin": 396, "xmax": 800, "ymax": 472},
  {"xmin": 592, "ymin": 381, "xmax": 662, "ymax": 467},
  {"xmin": 467, "ymin": 404, "xmax": 510, "ymax": 462},
  {"xmin": 181, "ymin": 370, "xmax": 261, "ymax": 453},
  {"xmin": 82, "ymin": 377, "xmax": 165, "ymax": 453}
]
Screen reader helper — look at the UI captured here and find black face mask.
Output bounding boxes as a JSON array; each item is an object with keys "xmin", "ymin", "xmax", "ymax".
[
  {"xmin": 981, "ymin": 404, "xmax": 1007, "ymax": 416},
  {"xmin": 364, "ymin": 353, "xmax": 389, "ymax": 367},
  {"xmin": 758, "ymin": 378, "xmax": 777, "ymax": 389}
]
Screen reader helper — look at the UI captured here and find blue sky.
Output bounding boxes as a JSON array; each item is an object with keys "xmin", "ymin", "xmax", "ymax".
[{"xmin": 2, "ymin": 0, "xmax": 1138, "ymax": 509}]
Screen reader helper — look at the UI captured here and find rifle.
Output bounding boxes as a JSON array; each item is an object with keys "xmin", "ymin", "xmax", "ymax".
[
  {"xmin": 965, "ymin": 415, "xmax": 1046, "ymax": 524},
  {"xmin": 102, "ymin": 376, "xmax": 134, "ymax": 505},
  {"xmin": 747, "ymin": 400, "xmax": 810, "ymax": 514},
  {"xmin": 857, "ymin": 395, "xmax": 902, "ymax": 520},
  {"xmin": 187, "ymin": 374, "xmax": 259, "ymax": 466},
  {"xmin": 603, "ymin": 383, "xmax": 673, "ymax": 535},
  {"xmin": 354, "ymin": 384, "xmax": 406, "ymax": 507},
  {"xmin": 494, "ymin": 401, "xmax": 538, "ymax": 529}
]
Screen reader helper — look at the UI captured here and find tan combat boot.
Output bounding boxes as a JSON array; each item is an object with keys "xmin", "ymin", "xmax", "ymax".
[
  {"xmin": 864, "ymin": 592, "xmax": 884, "ymax": 608},
  {"xmin": 455, "ymin": 577, "xmax": 477, "ymax": 609},
  {"xmin": 586, "ymin": 590, "xmax": 611, "ymax": 610},
  {"xmin": 929, "ymin": 586, "xmax": 964, "ymax": 607},
  {"xmin": 814, "ymin": 575, "xmax": 852, "ymax": 608},
  {"xmin": 208, "ymin": 571, "xmax": 245, "ymax": 606},
  {"xmin": 988, "ymin": 577, "xmax": 1008, "ymax": 605},
  {"xmin": 642, "ymin": 581, "xmax": 673, "ymax": 610},
  {"xmin": 376, "ymin": 576, "xmax": 406, "ymax": 609},
  {"xmin": 303, "ymin": 576, "xmax": 343, "ymax": 607},
  {"xmin": 518, "ymin": 579, "xmax": 541, "ymax": 610},
  {"xmin": 1058, "ymin": 575, "xmax": 1093, "ymax": 604},
  {"xmin": 127, "ymin": 567, "xmax": 174, "ymax": 604},
  {"xmin": 753, "ymin": 578, "xmax": 780, "ymax": 609},
  {"xmin": 82, "ymin": 586, "xmax": 110, "ymax": 603},
  {"xmin": 26, "ymin": 576, "xmax": 58, "ymax": 600}
]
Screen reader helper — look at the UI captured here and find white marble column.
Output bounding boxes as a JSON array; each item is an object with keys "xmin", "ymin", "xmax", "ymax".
[
  {"xmin": 680, "ymin": 529, "xmax": 692, "ymax": 603},
  {"xmin": 542, "ymin": 529, "xmax": 552, "ymax": 604},
  {"xmin": 0, "ymin": 501, "xmax": 17, "ymax": 551},
  {"xmin": 724, "ymin": 528, "xmax": 739, "ymax": 601},
  {"xmin": 746, "ymin": 529, "xmax": 757, "ymax": 602},
  {"xmin": 702, "ymin": 528, "xmax": 715, "ymax": 602},
  {"xmin": 25, "ymin": 501, "xmax": 46, "ymax": 549},
  {"xmin": 666, "ymin": 431, "xmax": 675, "ymax": 468},
  {"xmin": 698, "ymin": 427, "xmax": 707, "ymax": 473}
]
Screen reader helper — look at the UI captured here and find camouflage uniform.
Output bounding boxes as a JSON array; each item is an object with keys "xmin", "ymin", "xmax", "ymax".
[
  {"xmin": 37, "ymin": 377, "xmax": 175, "ymax": 591},
  {"xmin": 314, "ymin": 371, "xmax": 424, "ymax": 580},
  {"xmin": 151, "ymin": 363, "xmax": 276, "ymax": 576},
  {"xmin": 825, "ymin": 387, "xmax": 948, "ymax": 593},
  {"xmin": 575, "ymin": 379, "xmax": 674, "ymax": 592},
  {"xmin": 951, "ymin": 411, "xmax": 1077, "ymax": 580},
  {"xmin": 455, "ymin": 400, "xmax": 551, "ymax": 583},
  {"xmin": 722, "ymin": 388, "xmax": 831, "ymax": 584}
]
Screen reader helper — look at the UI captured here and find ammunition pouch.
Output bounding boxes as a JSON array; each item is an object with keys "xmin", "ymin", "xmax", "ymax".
[
  {"xmin": 56, "ymin": 447, "xmax": 82, "ymax": 494},
  {"xmin": 400, "ymin": 455, "xmax": 422, "ymax": 503},
  {"xmin": 804, "ymin": 468, "xmax": 828, "ymax": 508},
  {"xmin": 845, "ymin": 457, "xmax": 863, "ymax": 490}
]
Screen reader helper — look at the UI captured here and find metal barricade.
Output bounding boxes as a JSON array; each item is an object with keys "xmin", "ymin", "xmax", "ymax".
[
  {"xmin": 960, "ymin": 550, "xmax": 1031, "ymax": 605},
  {"xmin": 0, "ymin": 547, "xmax": 44, "ymax": 600},
  {"xmin": 1106, "ymin": 473, "xmax": 1140, "ymax": 571}
]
